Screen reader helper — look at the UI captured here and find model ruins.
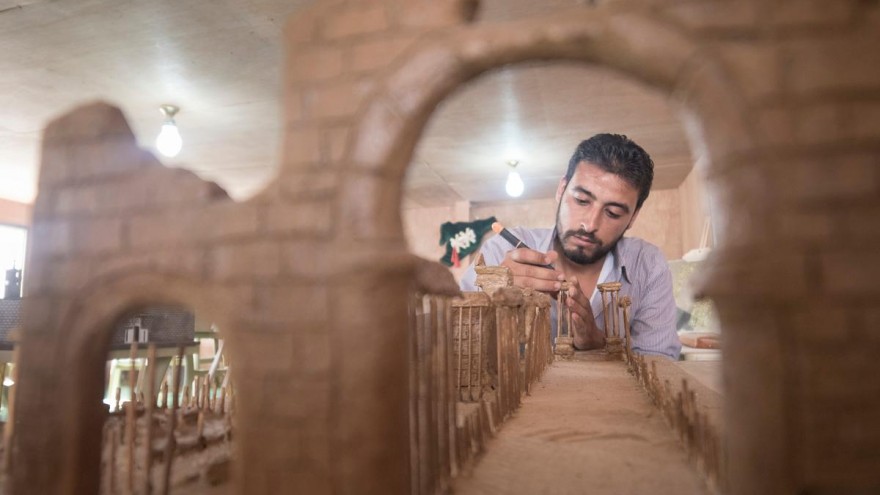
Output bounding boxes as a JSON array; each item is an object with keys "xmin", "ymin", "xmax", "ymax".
[{"xmin": 4, "ymin": 0, "xmax": 880, "ymax": 494}]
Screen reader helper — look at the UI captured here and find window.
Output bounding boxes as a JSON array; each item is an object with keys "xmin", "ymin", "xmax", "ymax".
[{"xmin": 0, "ymin": 224, "xmax": 27, "ymax": 298}]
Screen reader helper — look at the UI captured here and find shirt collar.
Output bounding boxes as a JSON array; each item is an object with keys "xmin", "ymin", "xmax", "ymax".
[{"xmin": 610, "ymin": 239, "xmax": 632, "ymax": 285}]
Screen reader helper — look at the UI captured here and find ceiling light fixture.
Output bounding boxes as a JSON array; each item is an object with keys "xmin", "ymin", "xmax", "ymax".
[
  {"xmin": 505, "ymin": 160, "xmax": 524, "ymax": 198},
  {"xmin": 156, "ymin": 104, "xmax": 182, "ymax": 158}
]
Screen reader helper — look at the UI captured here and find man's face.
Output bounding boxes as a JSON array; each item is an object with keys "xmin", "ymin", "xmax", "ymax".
[{"xmin": 554, "ymin": 161, "xmax": 641, "ymax": 265}]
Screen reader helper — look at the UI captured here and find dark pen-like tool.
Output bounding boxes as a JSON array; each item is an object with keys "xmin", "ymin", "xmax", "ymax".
[{"xmin": 491, "ymin": 222, "xmax": 556, "ymax": 270}]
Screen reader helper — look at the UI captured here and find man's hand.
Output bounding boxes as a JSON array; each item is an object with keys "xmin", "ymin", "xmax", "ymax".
[
  {"xmin": 500, "ymin": 248, "xmax": 562, "ymax": 293},
  {"xmin": 565, "ymin": 277, "xmax": 605, "ymax": 350}
]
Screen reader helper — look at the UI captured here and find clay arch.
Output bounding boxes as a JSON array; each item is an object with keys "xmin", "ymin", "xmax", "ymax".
[
  {"xmin": 339, "ymin": 8, "xmax": 755, "ymax": 246},
  {"xmin": 331, "ymin": 9, "xmax": 760, "ymax": 491},
  {"xmin": 53, "ymin": 271, "xmax": 239, "ymax": 494}
]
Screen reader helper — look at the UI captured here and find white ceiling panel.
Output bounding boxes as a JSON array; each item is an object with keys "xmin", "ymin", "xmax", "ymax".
[
  {"xmin": 1, "ymin": 0, "xmax": 694, "ymax": 207},
  {"xmin": 408, "ymin": 63, "xmax": 694, "ymax": 204}
]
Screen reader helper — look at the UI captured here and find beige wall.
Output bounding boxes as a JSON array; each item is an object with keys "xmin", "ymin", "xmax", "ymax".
[
  {"xmin": 404, "ymin": 188, "xmax": 691, "ymax": 272},
  {"xmin": 403, "ymin": 204, "xmax": 454, "ymax": 260},
  {"xmin": 627, "ymin": 188, "xmax": 684, "ymax": 260},
  {"xmin": 470, "ymin": 198, "xmax": 557, "ymax": 229},
  {"xmin": 678, "ymin": 168, "xmax": 711, "ymax": 253},
  {"xmin": 0, "ymin": 198, "xmax": 31, "ymax": 226},
  {"xmin": 474, "ymin": 191, "xmax": 687, "ymax": 260},
  {"xmin": 403, "ymin": 199, "xmax": 561, "ymax": 281},
  {"xmin": 402, "ymin": 202, "xmax": 473, "ymax": 280}
]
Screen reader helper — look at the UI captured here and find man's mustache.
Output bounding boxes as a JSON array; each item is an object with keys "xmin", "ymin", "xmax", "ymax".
[{"xmin": 563, "ymin": 229, "xmax": 601, "ymax": 245}]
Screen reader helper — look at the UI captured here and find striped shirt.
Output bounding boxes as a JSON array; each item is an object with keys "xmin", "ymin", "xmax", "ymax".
[{"xmin": 460, "ymin": 227, "xmax": 681, "ymax": 360}]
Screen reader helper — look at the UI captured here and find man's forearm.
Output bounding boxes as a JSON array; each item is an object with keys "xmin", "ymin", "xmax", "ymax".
[{"xmin": 572, "ymin": 317, "xmax": 605, "ymax": 350}]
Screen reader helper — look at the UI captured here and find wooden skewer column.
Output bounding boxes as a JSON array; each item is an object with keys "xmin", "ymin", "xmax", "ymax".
[
  {"xmin": 473, "ymin": 307, "xmax": 482, "ymax": 402},
  {"xmin": 598, "ymin": 287, "xmax": 610, "ymax": 338},
  {"xmin": 109, "ymin": 425, "xmax": 119, "ymax": 494},
  {"xmin": 611, "ymin": 290, "xmax": 619, "ymax": 338},
  {"xmin": 456, "ymin": 308, "xmax": 463, "ymax": 398},
  {"xmin": 553, "ymin": 283, "xmax": 575, "ymax": 359},
  {"xmin": 567, "ymin": 286, "xmax": 575, "ymax": 339},
  {"xmin": 597, "ymin": 282, "xmax": 624, "ymax": 360},
  {"xmin": 160, "ymin": 380, "xmax": 168, "ymax": 409},
  {"xmin": 2, "ymin": 344, "xmax": 21, "ymax": 475},
  {"xmin": 161, "ymin": 346, "xmax": 185, "ymax": 495},
  {"xmin": 126, "ymin": 340, "xmax": 139, "ymax": 494},
  {"xmin": 219, "ymin": 370, "xmax": 230, "ymax": 415},
  {"xmin": 555, "ymin": 292, "xmax": 564, "ymax": 338},
  {"xmin": 466, "ymin": 306, "xmax": 472, "ymax": 401},
  {"xmin": 194, "ymin": 376, "xmax": 201, "ymax": 410},
  {"xmin": 619, "ymin": 296, "xmax": 633, "ymax": 364},
  {"xmin": 143, "ymin": 344, "xmax": 157, "ymax": 495}
]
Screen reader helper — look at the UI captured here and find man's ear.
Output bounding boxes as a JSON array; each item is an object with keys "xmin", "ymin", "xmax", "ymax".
[
  {"xmin": 626, "ymin": 207, "xmax": 642, "ymax": 230},
  {"xmin": 555, "ymin": 177, "xmax": 567, "ymax": 203}
]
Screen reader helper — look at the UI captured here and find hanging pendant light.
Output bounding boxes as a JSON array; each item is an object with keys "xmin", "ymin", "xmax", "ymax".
[
  {"xmin": 156, "ymin": 104, "xmax": 182, "ymax": 158},
  {"xmin": 505, "ymin": 160, "xmax": 524, "ymax": 198}
]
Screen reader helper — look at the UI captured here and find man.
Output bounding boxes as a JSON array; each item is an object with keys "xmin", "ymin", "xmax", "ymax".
[{"xmin": 460, "ymin": 134, "xmax": 680, "ymax": 359}]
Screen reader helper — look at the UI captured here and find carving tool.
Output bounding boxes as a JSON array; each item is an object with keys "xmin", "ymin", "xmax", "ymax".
[{"xmin": 490, "ymin": 222, "xmax": 555, "ymax": 269}]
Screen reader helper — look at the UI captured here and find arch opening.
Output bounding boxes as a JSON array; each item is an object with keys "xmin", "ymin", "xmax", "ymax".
[
  {"xmin": 343, "ymin": 10, "xmax": 751, "ymax": 258},
  {"xmin": 346, "ymin": 12, "xmax": 746, "ymax": 492},
  {"xmin": 52, "ymin": 274, "xmax": 241, "ymax": 495},
  {"xmin": 402, "ymin": 61, "xmax": 718, "ymax": 270},
  {"xmin": 402, "ymin": 57, "xmax": 722, "ymax": 349},
  {"xmin": 94, "ymin": 304, "xmax": 235, "ymax": 495}
]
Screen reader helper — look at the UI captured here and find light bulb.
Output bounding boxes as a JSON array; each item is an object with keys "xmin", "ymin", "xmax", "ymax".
[
  {"xmin": 156, "ymin": 122, "xmax": 182, "ymax": 157},
  {"xmin": 505, "ymin": 170, "xmax": 524, "ymax": 197}
]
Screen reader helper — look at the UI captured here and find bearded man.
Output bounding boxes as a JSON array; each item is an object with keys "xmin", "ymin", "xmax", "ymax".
[{"xmin": 460, "ymin": 133, "xmax": 680, "ymax": 359}]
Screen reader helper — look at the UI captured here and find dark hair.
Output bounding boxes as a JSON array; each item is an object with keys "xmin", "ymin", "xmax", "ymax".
[{"xmin": 564, "ymin": 133, "xmax": 654, "ymax": 209}]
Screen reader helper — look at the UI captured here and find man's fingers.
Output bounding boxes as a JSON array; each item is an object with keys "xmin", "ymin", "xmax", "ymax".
[
  {"xmin": 564, "ymin": 294, "xmax": 590, "ymax": 319},
  {"xmin": 500, "ymin": 248, "xmax": 563, "ymax": 294},
  {"xmin": 518, "ymin": 263, "xmax": 560, "ymax": 281},
  {"xmin": 566, "ymin": 277, "xmax": 589, "ymax": 303},
  {"xmin": 509, "ymin": 248, "xmax": 555, "ymax": 267},
  {"xmin": 561, "ymin": 276, "xmax": 593, "ymax": 319},
  {"xmin": 501, "ymin": 256, "xmax": 561, "ymax": 281}
]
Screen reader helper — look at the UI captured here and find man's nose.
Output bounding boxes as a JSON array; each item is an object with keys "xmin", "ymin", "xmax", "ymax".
[{"xmin": 580, "ymin": 209, "xmax": 601, "ymax": 233}]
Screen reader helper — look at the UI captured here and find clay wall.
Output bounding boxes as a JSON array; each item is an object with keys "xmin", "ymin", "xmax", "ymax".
[
  {"xmin": 678, "ymin": 167, "xmax": 711, "ymax": 253},
  {"xmin": 9, "ymin": 1, "xmax": 880, "ymax": 494},
  {"xmin": 406, "ymin": 186, "xmax": 689, "ymax": 273}
]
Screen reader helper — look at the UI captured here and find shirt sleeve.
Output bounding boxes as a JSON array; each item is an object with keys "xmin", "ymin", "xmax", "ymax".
[{"xmin": 630, "ymin": 248, "xmax": 681, "ymax": 360}]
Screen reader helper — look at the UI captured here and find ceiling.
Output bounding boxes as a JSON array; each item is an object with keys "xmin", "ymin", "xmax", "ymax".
[{"xmin": 0, "ymin": 0, "xmax": 693, "ymax": 207}]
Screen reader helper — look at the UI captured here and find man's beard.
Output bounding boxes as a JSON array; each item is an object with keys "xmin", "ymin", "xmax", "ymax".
[
  {"xmin": 555, "ymin": 210, "xmax": 621, "ymax": 265},
  {"xmin": 556, "ymin": 228, "xmax": 615, "ymax": 265}
]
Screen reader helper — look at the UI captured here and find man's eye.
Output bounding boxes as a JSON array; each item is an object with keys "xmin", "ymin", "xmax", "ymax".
[
  {"xmin": 606, "ymin": 210, "xmax": 622, "ymax": 219},
  {"xmin": 574, "ymin": 197, "xmax": 589, "ymax": 206}
]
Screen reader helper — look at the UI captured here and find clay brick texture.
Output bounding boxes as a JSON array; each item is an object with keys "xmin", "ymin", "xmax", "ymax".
[{"xmin": 10, "ymin": 0, "xmax": 880, "ymax": 494}]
